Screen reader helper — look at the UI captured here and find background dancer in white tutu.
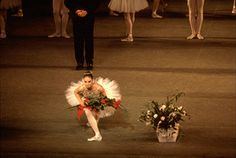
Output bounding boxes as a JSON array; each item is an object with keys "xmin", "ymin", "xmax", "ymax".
[
  {"xmin": 108, "ymin": 0, "xmax": 148, "ymax": 42},
  {"xmin": 65, "ymin": 71, "xmax": 122, "ymax": 142},
  {"xmin": 186, "ymin": 0, "xmax": 205, "ymax": 40}
]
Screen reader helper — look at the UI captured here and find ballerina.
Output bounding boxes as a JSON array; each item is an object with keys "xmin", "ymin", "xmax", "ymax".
[
  {"xmin": 48, "ymin": 0, "xmax": 70, "ymax": 38},
  {"xmin": 65, "ymin": 71, "xmax": 122, "ymax": 141},
  {"xmin": 108, "ymin": 0, "xmax": 148, "ymax": 42},
  {"xmin": 186, "ymin": 0, "xmax": 205, "ymax": 40}
]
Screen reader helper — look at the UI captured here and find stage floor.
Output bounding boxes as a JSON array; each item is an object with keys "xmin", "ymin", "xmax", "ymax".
[{"xmin": 1, "ymin": 1, "xmax": 236, "ymax": 157}]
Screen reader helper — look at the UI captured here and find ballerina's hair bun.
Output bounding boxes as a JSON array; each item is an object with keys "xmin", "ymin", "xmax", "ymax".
[{"xmin": 83, "ymin": 71, "xmax": 93, "ymax": 79}]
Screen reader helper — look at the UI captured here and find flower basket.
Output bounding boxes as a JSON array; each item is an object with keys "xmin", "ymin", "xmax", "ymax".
[
  {"xmin": 156, "ymin": 124, "xmax": 179, "ymax": 142},
  {"xmin": 139, "ymin": 92, "xmax": 190, "ymax": 142}
]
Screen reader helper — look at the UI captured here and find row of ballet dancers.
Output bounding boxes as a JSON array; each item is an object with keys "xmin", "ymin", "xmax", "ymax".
[
  {"xmin": 0, "ymin": 0, "xmax": 236, "ymax": 40},
  {"xmin": 0, "ymin": 0, "xmax": 166, "ymax": 39}
]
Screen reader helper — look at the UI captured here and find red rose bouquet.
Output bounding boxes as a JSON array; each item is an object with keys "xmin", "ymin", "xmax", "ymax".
[{"xmin": 83, "ymin": 93, "xmax": 121, "ymax": 112}]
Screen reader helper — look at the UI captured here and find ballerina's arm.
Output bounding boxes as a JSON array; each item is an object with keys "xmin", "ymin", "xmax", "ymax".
[
  {"xmin": 95, "ymin": 83, "xmax": 107, "ymax": 96},
  {"xmin": 74, "ymin": 86, "xmax": 85, "ymax": 107}
]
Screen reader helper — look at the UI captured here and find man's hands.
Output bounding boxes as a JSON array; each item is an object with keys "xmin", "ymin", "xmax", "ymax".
[{"xmin": 76, "ymin": 10, "xmax": 88, "ymax": 17}]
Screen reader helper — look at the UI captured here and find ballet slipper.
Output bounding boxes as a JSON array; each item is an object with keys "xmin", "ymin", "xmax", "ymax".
[
  {"xmin": 87, "ymin": 134, "xmax": 102, "ymax": 142},
  {"xmin": 0, "ymin": 32, "xmax": 6, "ymax": 38},
  {"xmin": 187, "ymin": 34, "xmax": 196, "ymax": 40},
  {"xmin": 121, "ymin": 35, "xmax": 133, "ymax": 42},
  {"xmin": 196, "ymin": 33, "xmax": 204, "ymax": 40},
  {"xmin": 61, "ymin": 32, "xmax": 70, "ymax": 38},
  {"xmin": 232, "ymin": 7, "xmax": 236, "ymax": 14},
  {"xmin": 48, "ymin": 32, "xmax": 61, "ymax": 38},
  {"xmin": 152, "ymin": 13, "xmax": 163, "ymax": 19}
]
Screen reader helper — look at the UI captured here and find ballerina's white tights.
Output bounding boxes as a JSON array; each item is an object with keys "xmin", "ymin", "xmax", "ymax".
[{"xmin": 84, "ymin": 109, "xmax": 102, "ymax": 141}]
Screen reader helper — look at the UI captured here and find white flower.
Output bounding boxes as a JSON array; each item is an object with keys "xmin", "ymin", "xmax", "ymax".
[
  {"xmin": 160, "ymin": 105, "xmax": 166, "ymax": 111},
  {"xmin": 161, "ymin": 116, "xmax": 165, "ymax": 121},
  {"xmin": 139, "ymin": 92, "xmax": 188, "ymax": 130},
  {"xmin": 178, "ymin": 106, "xmax": 183, "ymax": 110}
]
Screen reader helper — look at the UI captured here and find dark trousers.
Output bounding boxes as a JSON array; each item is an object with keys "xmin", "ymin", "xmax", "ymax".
[{"xmin": 72, "ymin": 15, "xmax": 95, "ymax": 66}]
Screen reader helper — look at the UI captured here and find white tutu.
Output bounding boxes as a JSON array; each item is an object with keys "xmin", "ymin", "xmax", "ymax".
[
  {"xmin": 108, "ymin": 0, "xmax": 149, "ymax": 13},
  {"xmin": 0, "ymin": 0, "xmax": 22, "ymax": 9},
  {"xmin": 65, "ymin": 77, "xmax": 121, "ymax": 118},
  {"xmin": 65, "ymin": 81, "xmax": 82, "ymax": 107}
]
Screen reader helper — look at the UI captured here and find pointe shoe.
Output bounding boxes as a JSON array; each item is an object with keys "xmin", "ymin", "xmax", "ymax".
[
  {"xmin": 232, "ymin": 8, "xmax": 236, "ymax": 14},
  {"xmin": 62, "ymin": 33, "xmax": 70, "ymax": 39},
  {"xmin": 187, "ymin": 34, "xmax": 196, "ymax": 40},
  {"xmin": 196, "ymin": 34, "xmax": 204, "ymax": 40},
  {"xmin": 48, "ymin": 33, "xmax": 61, "ymax": 38},
  {"xmin": 152, "ymin": 13, "xmax": 163, "ymax": 19},
  {"xmin": 121, "ymin": 36, "xmax": 133, "ymax": 42},
  {"xmin": 0, "ymin": 32, "xmax": 6, "ymax": 38},
  {"xmin": 87, "ymin": 135, "xmax": 102, "ymax": 142}
]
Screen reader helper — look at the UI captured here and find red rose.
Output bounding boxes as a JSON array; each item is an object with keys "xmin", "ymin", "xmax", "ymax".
[
  {"xmin": 84, "ymin": 98, "xmax": 89, "ymax": 103},
  {"xmin": 101, "ymin": 99, "xmax": 106, "ymax": 104},
  {"xmin": 113, "ymin": 100, "xmax": 121, "ymax": 109}
]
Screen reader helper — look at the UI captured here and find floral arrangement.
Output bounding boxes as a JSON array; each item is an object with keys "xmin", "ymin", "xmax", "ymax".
[
  {"xmin": 139, "ymin": 92, "xmax": 189, "ymax": 130},
  {"xmin": 83, "ymin": 93, "xmax": 121, "ymax": 112}
]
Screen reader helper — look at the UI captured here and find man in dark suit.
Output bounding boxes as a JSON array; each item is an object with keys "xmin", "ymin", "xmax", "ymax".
[{"xmin": 64, "ymin": 0, "xmax": 100, "ymax": 70}]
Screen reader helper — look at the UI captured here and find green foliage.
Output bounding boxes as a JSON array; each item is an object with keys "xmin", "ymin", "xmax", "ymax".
[
  {"xmin": 84, "ymin": 93, "xmax": 121, "ymax": 112},
  {"xmin": 139, "ymin": 92, "xmax": 190, "ymax": 130}
]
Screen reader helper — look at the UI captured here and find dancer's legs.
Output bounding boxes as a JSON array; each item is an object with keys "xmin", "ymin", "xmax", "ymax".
[
  {"xmin": 131, "ymin": 13, "xmax": 135, "ymax": 24},
  {"xmin": 195, "ymin": 0, "xmax": 204, "ymax": 39},
  {"xmin": 187, "ymin": 0, "xmax": 197, "ymax": 39},
  {"xmin": 121, "ymin": 13, "xmax": 133, "ymax": 42},
  {"xmin": 152, "ymin": 0, "xmax": 163, "ymax": 18},
  {"xmin": 0, "ymin": 10, "xmax": 7, "ymax": 38},
  {"xmin": 84, "ymin": 109, "xmax": 102, "ymax": 141},
  {"xmin": 232, "ymin": 0, "xmax": 236, "ymax": 14},
  {"xmin": 18, "ymin": 0, "xmax": 23, "ymax": 17},
  {"xmin": 86, "ymin": 112, "xmax": 100, "ymax": 127},
  {"xmin": 61, "ymin": 0, "xmax": 70, "ymax": 38},
  {"xmin": 12, "ymin": 0, "xmax": 23, "ymax": 17},
  {"xmin": 124, "ymin": 13, "xmax": 132, "ymax": 35},
  {"xmin": 152, "ymin": 0, "xmax": 160, "ymax": 13},
  {"xmin": 48, "ymin": 0, "xmax": 61, "ymax": 37}
]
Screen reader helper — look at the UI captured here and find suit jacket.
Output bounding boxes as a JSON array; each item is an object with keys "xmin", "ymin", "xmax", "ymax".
[{"xmin": 64, "ymin": 0, "xmax": 100, "ymax": 18}]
